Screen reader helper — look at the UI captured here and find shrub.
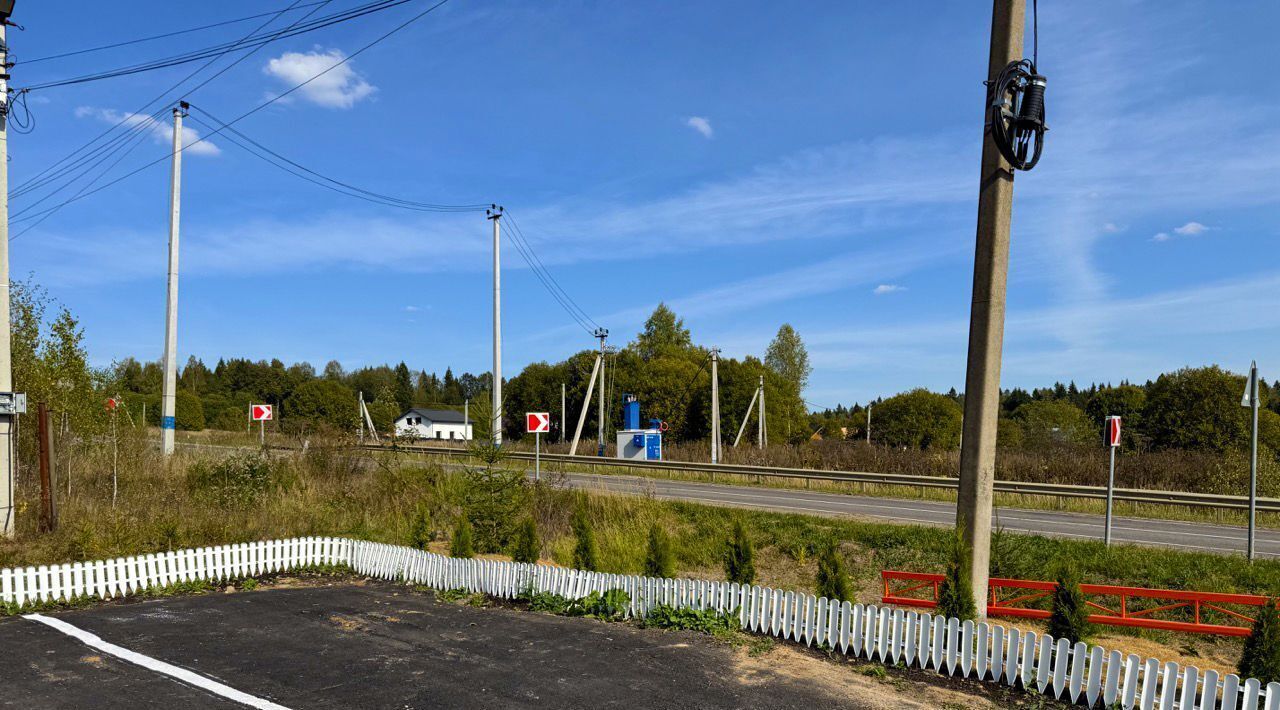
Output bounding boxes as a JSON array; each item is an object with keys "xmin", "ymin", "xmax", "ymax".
[
  {"xmin": 936, "ymin": 530, "xmax": 977, "ymax": 622},
  {"xmin": 462, "ymin": 463, "xmax": 526, "ymax": 554},
  {"xmin": 186, "ymin": 452, "xmax": 277, "ymax": 507},
  {"xmin": 450, "ymin": 517, "xmax": 474, "ymax": 558},
  {"xmin": 1047, "ymin": 567, "xmax": 1091, "ymax": 644},
  {"xmin": 1013, "ymin": 400, "xmax": 1094, "ymax": 448},
  {"xmin": 724, "ymin": 520, "xmax": 755, "ymax": 585},
  {"xmin": 815, "ymin": 542, "xmax": 852, "ymax": 602},
  {"xmin": 644, "ymin": 523, "xmax": 675, "ymax": 578},
  {"xmin": 644, "ymin": 604, "xmax": 737, "ymax": 636},
  {"xmin": 511, "ymin": 518, "xmax": 540, "ymax": 564},
  {"xmin": 1240, "ymin": 601, "xmax": 1280, "ymax": 684},
  {"xmin": 408, "ymin": 504, "xmax": 433, "ymax": 551},
  {"xmin": 570, "ymin": 589, "xmax": 631, "ymax": 621},
  {"xmin": 572, "ymin": 507, "xmax": 598, "ymax": 571}
]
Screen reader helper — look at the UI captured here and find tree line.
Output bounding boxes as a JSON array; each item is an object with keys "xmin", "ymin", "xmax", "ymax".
[
  {"xmin": 810, "ymin": 367, "xmax": 1280, "ymax": 456},
  {"xmin": 108, "ymin": 303, "xmax": 814, "ymax": 444}
]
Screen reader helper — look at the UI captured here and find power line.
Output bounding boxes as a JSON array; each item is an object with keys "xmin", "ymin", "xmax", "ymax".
[
  {"xmin": 22, "ymin": 0, "xmax": 421, "ymax": 92},
  {"xmin": 185, "ymin": 106, "xmax": 486, "ymax": 212},
  {"xmin": 12, "ymin": 0, "xmax": 316, "ymax": 202},
  {"xmin": 501, "ymin": 210, "xmax": 602, "ymax": 333},
  {"xmin": 9, "ymin": 0, "xmax": 456, "ymax": 239},
  {"xmin": 15, "ymin": 1, "xmax": 332, "ymax": 66}
]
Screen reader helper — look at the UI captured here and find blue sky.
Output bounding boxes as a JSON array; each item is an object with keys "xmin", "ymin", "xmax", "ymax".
[{"xmin": 7, "ymin": 1, "xmax": 1280, "ymax": 409}]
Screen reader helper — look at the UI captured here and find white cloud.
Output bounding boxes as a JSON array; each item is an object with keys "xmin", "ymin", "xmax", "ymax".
[
  {"xmin": 75, "ymin": 107, "xmax": 220, "ymax": 156},
  {"xmin": 264, "ymin": 48, "xmax": 376, "ymax": 109},
  {"xmin": 1174, "ymin": 221, "xmax": 1209, "ymax": 236},
  {"xmin": 1102, "ymin": 223, "xmax": 1122, "ymax": 233},
  {"xmin": 872, "ymin": 284, "xmax": 904, "ymax": 296},
  {"xmin": 685, "ymin": 116, "xmax": 713, "ymax": 138},
  {"xmin": 1151, "ymin": 232, "xmax": 1171, "ymax": 242},
  {"xmin": 403, "ymin": 305, "xmax": 420, "ymax": 312}
]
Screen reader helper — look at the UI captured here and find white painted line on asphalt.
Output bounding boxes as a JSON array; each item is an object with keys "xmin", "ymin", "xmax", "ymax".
[{"xmin": 24, "ymin": 614, "xmax": 292, "ymax": 710}]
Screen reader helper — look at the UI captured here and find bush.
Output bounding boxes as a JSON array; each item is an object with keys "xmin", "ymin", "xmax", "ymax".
[
  {"xmin": 572, "ymin": 507, "xmax": 598, "ymax": 571},
  {"xmin": 186, "ymin": 453, "xmax": 277, "ymax": 507},
  {"xmin": 936, "ymin": 530, "xmax": 977, "ymax": 622},
  {"xmin": 1240, "ymin": 601, "xmax": 1280, "ymax": 684},
  {"xmin": 462, "ymin": 463, "xmax": 526, "ymax": 554},
  {"xmin": 1047, "ymin": 567, "xmax": 1091, "ymax": 644},
  {"xmin": 450, "ymin": 517, "xmax": 474, "ymax": 558},
  {"xmin": 644, "ymin": 604, "xmax": 737, "ymax": 636},
  {"xmin": 408, "ymin": 504, "xmax": 433, "ymax": 551},
  {"xmin": 815, "ymin": 542, "xmax": 852, "ymax": 602},
  {"xmin": 1013, "ymin": 400, "xmax": 1094, "ymax": 448},
  {"xmin": 1143, "ymin": 366, "xmax": 1250, "ymax": 452},
  {"xmin": 511, "ymin": 518, "xmax": 540, "ymax": 564},
  {"xmin": 569, "ymin": 589, "xmax": 630, "ymax": 621},
  {"xmin": 644, "ymin": 523, "xmax": 675, "ymax": 578},
  {"xmin": 724, "ymin": 520, "xmax": 755, "ymax": 585}
]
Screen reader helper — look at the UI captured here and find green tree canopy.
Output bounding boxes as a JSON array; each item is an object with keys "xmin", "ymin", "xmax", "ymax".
[
  {"xmin": 285, "ymin": 379, "xmax": 356, "ymax": 430},
  {"xmin": 1142, "ymin": 366, "xmax": 1250, "ymax": 452},
  {"xmin": 632, "ymin": 303, "xmax": 692, "ymax": 361},
  {"xmin": 872, "ymin": 389, "xmax": 962, "ymax": 450},
  {"xmin": 764, "ymin": 323, "xmax": 812, "ymax": 392},
  {"xmin": 1013, "ymin": 400, "xmax": 1094, "ymax": 448}
]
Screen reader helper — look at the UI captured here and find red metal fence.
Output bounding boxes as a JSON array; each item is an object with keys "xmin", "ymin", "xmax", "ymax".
[{"xmin": 882, "ymin": 570, "xmax": 1272, "ymax": 636}]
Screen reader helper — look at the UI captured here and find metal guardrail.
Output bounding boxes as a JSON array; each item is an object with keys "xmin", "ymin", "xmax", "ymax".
[{"xmin": 360, "ymin": 442, "xmax": 1280, "ymax": 513}]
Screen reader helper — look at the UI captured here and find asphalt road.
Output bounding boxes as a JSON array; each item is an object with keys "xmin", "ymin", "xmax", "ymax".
[
  {"xmin": 547, "ymin": 469, "xmax": 1280, "ymax": 559},
  {"xmin": 0, "ymin": 583, "xmax": 877, "ymax": 709}
]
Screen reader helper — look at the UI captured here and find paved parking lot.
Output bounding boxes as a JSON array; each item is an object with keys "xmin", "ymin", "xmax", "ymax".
[{"xmin": 0, "ymin": 581, "xmax": 881, "ymax": 709}]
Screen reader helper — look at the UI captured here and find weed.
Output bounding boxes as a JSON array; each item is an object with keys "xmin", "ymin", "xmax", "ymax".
[{"xmin": 643, "ymin": 604, "xmax": 738, "ymax": 637}]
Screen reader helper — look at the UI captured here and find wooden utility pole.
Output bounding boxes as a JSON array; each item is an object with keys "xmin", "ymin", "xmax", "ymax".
[
  {"xmin": 37, "ymin": 403, "xmax": 55, "ymax": 532},
  {"xmin": 956, "ymin": 0, "xmax": 1025, "ymax": 618}
]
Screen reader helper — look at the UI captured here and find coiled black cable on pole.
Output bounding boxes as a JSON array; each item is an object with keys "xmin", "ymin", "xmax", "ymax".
[{"xmin": 988, "ymin": 58, "xmax": 1046, "ymax": 171}]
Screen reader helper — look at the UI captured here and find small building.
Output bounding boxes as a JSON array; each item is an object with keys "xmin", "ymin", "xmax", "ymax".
[{"xmin": 394, "ymin": 408, "xmax": 473, "ymax": 441}]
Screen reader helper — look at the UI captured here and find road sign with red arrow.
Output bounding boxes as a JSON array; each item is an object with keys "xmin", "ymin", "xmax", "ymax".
[
  {"xmin": 252, "ymin": 404, "xmax": 274, "ymax": 422},
  {"xmin": 526, "ymin": 412, "xmax": 550, "ymax": 433}
]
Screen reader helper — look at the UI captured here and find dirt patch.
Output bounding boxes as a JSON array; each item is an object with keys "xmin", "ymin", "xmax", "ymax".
[
  {"xmin": 79, "ymin": 655, "xmax": 106, "ymax": 669},
  {"xmin": 327, "ymin": 614, "xmax": 369, "ymax": 632}
]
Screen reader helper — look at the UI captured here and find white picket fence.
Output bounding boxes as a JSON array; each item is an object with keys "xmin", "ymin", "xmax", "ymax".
[{"xmin": 2, "ymin": 537, "xmax": 1276, "ymax": 710}]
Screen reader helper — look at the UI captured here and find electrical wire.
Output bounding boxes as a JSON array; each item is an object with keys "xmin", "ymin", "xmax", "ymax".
[
  {"xmin": 22, "ymin": 0, "xmax": 421, "ymax": 92},
  {"xmin": 15, "ymin": 2, "xmax": 332, "ymax": 66},
  {"xmin": 501, "ymin": 210, "xmax": 602, "ymax": 334},
  {"xmin": 9, "ymin": 0, "xmax": 456, "ymax": 239},
  {"xmin": 185, "ymin": 106, "xmax": 486, "ymax": 212},
  {"xmin": 11, "ymin": 0, "xmax": 314, "ymax": 203}
]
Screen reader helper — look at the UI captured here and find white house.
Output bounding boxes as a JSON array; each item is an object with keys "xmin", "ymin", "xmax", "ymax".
[{"xmin": 394, "ymin": 408, "xmax": 473, "ymax": 441}]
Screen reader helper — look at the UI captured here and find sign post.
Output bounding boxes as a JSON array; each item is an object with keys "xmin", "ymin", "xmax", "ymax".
[
  {"xmin": 252, "ymin": 404, "xmax": 274, "ymax": 447},
  {"xmin": 1243, "ymin": 361, "xmax": 1260, "ymax": 560},
  {"xmin": 1103, "ymin": 415, "xmax": 1122, "ymax": 545},
  {"xmin": 526, "ymin": 412, "xmax": 550, "ymax": 482}
]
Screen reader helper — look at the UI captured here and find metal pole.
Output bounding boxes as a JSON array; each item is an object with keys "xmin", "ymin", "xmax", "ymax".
[
  {"xmin": 569, "ymin": 353, "xmax": 602, "ymax": 456},
  {"xmin": 0, "ymin": 20, "xmax": 14, "ymax": 538},
  {"xmin": 464, "ymin": 399, "xmax": 469, "ymax": 442},
  {"xmin": 710, "ymin": 349, "xmax": 720, "ymax": 464},
  {"xmin": 160, "ymin": 104, "xmax": 186, "ymax": 457},
  {"xmin": 112, "ymin": 407, "xmax": 119, "ymax": 507},
  {"xmin": 259, "ymin": 418, "xmax": 265, "ymax": 447},
  {"xmin": 37, "ymin": 403, "xmax": 53, "ymax": 532},
  {"xmin": 535, "ymin": 431, "xmax": 541, "ymax": 482},
  {"xmin": 561, "ymin": 383, "xmax": 566, "ymax": 444},
  {"xmin": 955, "ymin": 0, "xmax": 1024, "ymax": 618},
  {"xmin": 1248, "ymin": 361, "xmax": 1260, "ymax": 561},
  {"xmin": 1105, "ymin": 444, "xmax": 1116, "ymax": 546},
  {"xmin": 488, "ymin": 207, "xmax": 503, "ymax": 446}
]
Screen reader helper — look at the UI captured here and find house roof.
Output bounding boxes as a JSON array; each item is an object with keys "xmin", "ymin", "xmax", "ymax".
[{"xmin": 398, "ymin": 408, "xmax": 471, "ymax": 424}]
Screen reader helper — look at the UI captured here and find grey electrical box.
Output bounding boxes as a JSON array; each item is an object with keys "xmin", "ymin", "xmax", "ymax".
[{"xmin": 0, "ymin": 392, "xmax": 26, "ymax": 415}]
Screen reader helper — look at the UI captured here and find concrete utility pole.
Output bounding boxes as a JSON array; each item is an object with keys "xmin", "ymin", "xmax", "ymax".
[
  {"xmin": 160, "ymin": 103, "xmax": 188, "ymax": 457},
  {"xmin": 0, "ymin": 18, "xmax": 15, "ymax": 537},
  {"xmin": 757, "ymin": 375, "xmax": 766, "ymax": 449},
  {"xmin": 710, "ymin": 348, "xmax": 721, "ymax": 464},
  {"xmin": 955, "ymin": 0, "xmax": 1025, "ymax": 618},
  {"xmin": 358, "ymin": 392, "xmax": 365, "ymax": 444},
  {"xmin": 732, "ymin": 387, "xmax": 758, "ymax": 448},
  {"xmin": 488, "ymin": 206, "xmax": 503, "ymax": 446},
  {"xmin": 570, "ymin": 352, "xmax": 602, "ymax": 455},
  {"xmin": 464, "ymin": 398, "xmax": 469, "ymax": 442},
  {"xmin": 866, "ymin": 403, "xmax": 872, "ymax": 444},
  {"xmin": 594, "ymin": 328, "xmax": 608, "ymax": 456}
]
